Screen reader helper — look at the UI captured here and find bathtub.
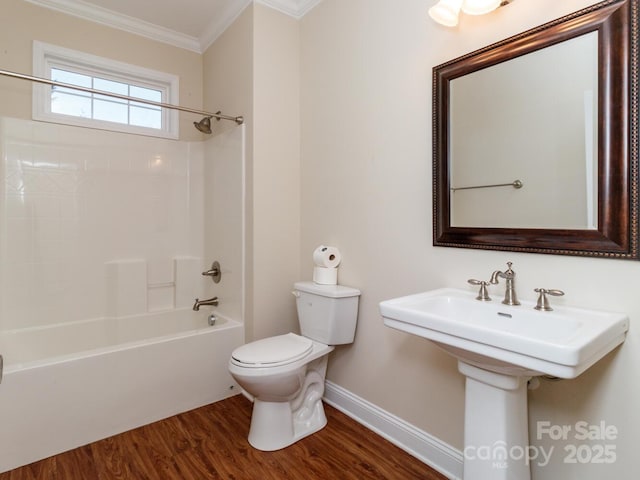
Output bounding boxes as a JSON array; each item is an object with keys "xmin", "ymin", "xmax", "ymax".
[{"xmin": 0, "ymin": 309, "xmax": 244, "ymax": 473}]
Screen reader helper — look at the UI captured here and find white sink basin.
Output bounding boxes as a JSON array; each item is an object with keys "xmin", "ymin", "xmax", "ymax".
[{"xmin": 380, "ymin": 288, "xmax": 629, "ymax": 378}]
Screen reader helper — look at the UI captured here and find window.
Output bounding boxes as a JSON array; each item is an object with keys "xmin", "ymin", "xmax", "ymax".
[{"xmin": 33, "ymin": 41, "xmax": 179, "ymax": 138}]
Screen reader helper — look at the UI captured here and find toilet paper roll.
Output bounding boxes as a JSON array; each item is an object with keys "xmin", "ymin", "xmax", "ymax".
[
  {"xmin": 313, "ymin": 266, "xmax": 338, "ymax": 285},
  {"xmin": 312, "ymin": 245, "xmax": 341, "ymax": 268}
]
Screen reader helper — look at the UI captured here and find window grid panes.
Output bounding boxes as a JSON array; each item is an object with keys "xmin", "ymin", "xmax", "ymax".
[
  {"xmin": 50, "ymin": 68, "xmax": 163, "ymax": 130},
  {"xmin": 33, "ymin": 41, "xmax": 179, "ymax": 138}
]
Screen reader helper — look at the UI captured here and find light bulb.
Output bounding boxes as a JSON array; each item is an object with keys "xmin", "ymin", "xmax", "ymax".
[
  {"xmin": 428, "ymin": 0, "xmax": 464, "ymax": 27},
  {"xmin": 461, "ymin": 0, "xmax": 502, "ymax": 15}
]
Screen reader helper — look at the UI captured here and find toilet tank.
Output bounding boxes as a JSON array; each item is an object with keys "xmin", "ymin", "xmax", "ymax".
[{"xmin": 293, "ymin": 281, "xmax": 360, "ymax": 345}]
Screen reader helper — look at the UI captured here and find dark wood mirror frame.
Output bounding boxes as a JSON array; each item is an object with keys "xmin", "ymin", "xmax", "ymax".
[{"xmin": 433, "ymin": 0, "xmax": 638, "ymax": 259}]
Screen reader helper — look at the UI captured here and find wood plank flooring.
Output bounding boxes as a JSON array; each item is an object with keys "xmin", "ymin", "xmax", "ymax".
[{"xmin": 1, "ymin": 394, "xmax": 448, "ymax": 479}]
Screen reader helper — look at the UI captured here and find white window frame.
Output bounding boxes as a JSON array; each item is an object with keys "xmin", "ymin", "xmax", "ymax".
[{"xmin": 33, "ymin": 41, "xmax": 179, "ymax": 139}]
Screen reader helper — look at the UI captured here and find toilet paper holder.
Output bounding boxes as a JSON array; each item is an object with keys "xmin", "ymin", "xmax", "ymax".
[{"xmin": 202, "ymin": 261, "xmax": 222, "ymax": 284}]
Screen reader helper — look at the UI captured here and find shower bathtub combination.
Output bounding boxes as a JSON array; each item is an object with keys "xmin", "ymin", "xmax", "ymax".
[
  {"xmin": 0, "ymin": 309, "xmax": 244, "ymax": 473},
  {"xmin": 0, "ymin": 66, "xmax": 247, "ymax": 473}
]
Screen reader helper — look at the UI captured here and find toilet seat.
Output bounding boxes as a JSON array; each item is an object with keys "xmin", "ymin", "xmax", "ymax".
[{"xmin": 231, "ymin": 333, "xmax": 313, "ymax": 368}]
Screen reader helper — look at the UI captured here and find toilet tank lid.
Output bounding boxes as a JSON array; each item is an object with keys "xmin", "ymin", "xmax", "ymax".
[{"xmin": 294, "ymin": 281, "xmax": 360, "ymax": 298}]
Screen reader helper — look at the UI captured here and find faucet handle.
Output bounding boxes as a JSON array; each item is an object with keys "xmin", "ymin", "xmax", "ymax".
[
  {"xmin": 468, "ymin": 279, "xmax": 491, "ymax": 301},
  {"xmin": 534, "ymin": 288, "xmax": 565, "ymax": 311},
  {"xmin": 202, "ymin": 260, "xmax": 222, "ymax": 284}
]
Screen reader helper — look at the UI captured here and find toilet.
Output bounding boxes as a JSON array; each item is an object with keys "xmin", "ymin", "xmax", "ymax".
[{"xmin": 228, "ymin": 281, "xmax": 360, "ymax": 451}]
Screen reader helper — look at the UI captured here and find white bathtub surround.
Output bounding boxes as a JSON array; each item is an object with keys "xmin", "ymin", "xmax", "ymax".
[
  {"xmin": 106, "ymin": 257, "xmax": 205, "ymax": 315},
  {"xmin": 0, "ymin": 117, "xmax": 204, "ymax": 330},
  {"xmin": 147, "ymin": 257, "xmax": 177, "ymax": 312},
  {"xmin": 175, "ymin": 256, "xmax": 204, "ymax": 308},
  {"xmin": 105, "ymin": 259, "xmax": 148, "ymax": 317},
  {"xmin": 0, "ymin": 310, "xmax": 244, "ymax": 474},
  {"xmin": 0, "ymin": 116, "xmax": 247, "ymax": 473},
  {"xmin": 203, "ymin": 126, "xmax": 245, "ymax": 323}
]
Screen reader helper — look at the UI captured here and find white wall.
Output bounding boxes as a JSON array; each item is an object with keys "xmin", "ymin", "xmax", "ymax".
[
  {"xmin": 252, "ymin": 4, "xmax": 301, "ymax": 339},
  {"xmin": 300, "ymin": 1, "xmax": 639, "ymax": 479}
]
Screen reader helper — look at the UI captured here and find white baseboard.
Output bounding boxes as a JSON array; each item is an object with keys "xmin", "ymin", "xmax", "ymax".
[{"xmin": 324, "ymin": 381, "xmax": 463, "ymax": 480}]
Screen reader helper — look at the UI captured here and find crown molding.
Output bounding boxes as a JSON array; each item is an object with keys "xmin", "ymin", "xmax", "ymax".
[
  {"xmin": 199, "ymin": 0, "xmax": 253, "ymax": 53},
  {"xmin": 256, "ymin": 0, "xmax": 323, "ymax": 19},
  {"xmin": 24, "ymin": 0, "xmax": 202, "ymax": 52},
  {"xmin": 23, "ymin": 0, "xmax": 323, "ymax": 54},
  {"xmin": 199, "ymin": 0, "xmax": 322, "ymax": 52}
]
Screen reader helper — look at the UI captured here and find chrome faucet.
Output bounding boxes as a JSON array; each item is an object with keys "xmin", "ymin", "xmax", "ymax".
[
  {"xmin": 490, "ymin": 261, "xmax": 520, "ymax": 306},
  {"xmin": 192, "ymin": 296, "xmax": 219, "ymax": 311}
]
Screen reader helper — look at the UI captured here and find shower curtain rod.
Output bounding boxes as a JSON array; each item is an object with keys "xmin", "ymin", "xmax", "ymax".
[{"xmin": 0, "ymin": 68, "xmax": 244, "ymax": 125}]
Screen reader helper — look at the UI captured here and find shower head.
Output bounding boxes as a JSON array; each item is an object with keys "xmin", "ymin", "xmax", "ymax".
[
  {"xmin": 193, "ymin": 111, "xmax": 222, "ymax": 134},
  {"xmin": 193, "ymin": 116, "xmax": 212, "ymax": 134}
]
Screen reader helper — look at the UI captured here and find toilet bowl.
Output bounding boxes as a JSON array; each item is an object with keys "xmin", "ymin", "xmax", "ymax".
[
  {"xmin": 228, "ymin": 282, "xmax": 360, "ymax": 451},
  {"xmin": 229, "ymin": 333, "xmax": 334, "ymax": 450}
]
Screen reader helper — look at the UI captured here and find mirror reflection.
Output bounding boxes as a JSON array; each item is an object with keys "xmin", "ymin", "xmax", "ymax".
[{"xmin": 450, "ymin": 32, "xmax": 599, "ymax": 229}]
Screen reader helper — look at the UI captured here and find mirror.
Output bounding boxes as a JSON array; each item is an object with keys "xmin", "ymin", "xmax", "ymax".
[
  {"xmin": 433, "ymin": 0, "xmax": 638, "ymax": 258},
  {"xmin": 450, "ymin": 32, "xmax": 599, "ymax": 230}
]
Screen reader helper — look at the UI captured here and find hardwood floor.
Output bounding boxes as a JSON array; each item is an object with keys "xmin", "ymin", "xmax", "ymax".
[{"xmin": 1, "ymin": 394, "xmax": 448, "ymax": 479}]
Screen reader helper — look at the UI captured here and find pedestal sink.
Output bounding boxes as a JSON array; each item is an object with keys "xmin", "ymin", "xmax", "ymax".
[{"xmin": 380, "ymin": 288, "xmax": 628, "ymax": 480}]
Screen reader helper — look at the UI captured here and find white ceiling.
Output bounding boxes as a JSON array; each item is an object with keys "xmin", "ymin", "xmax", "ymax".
[{"xmin": 24, "ymin": 0, "xmax": 322, "ymax": 53}]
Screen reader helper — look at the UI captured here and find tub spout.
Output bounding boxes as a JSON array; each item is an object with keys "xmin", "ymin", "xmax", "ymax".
[{"xmin": 193, "ymin": 296, "xmax": 219, "ymax": 311}]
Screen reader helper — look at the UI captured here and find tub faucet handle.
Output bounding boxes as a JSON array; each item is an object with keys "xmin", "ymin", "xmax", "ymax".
[{"xmin": 202, "ymin": 261, "xmax": 222, "ymax": 284}]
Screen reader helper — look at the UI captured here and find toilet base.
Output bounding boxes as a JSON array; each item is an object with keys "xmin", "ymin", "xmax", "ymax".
[
  {"xmin": 248, "ymin": 398, "xmax": 328, "ymax": 451},
  {"xmin": 247, "ymin": 356, "xmax": 329, "ymax": 451}
]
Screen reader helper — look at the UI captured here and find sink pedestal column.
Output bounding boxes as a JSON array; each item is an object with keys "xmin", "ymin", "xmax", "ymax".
[{"xmin": 459, "ymin": 361, "xmax": 531, "ymax": 480}]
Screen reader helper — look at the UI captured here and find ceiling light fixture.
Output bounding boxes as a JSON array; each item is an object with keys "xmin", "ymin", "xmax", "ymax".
[{"xmin": 429, "ymin": 0, "xmax": 513, "ymax": 27}]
